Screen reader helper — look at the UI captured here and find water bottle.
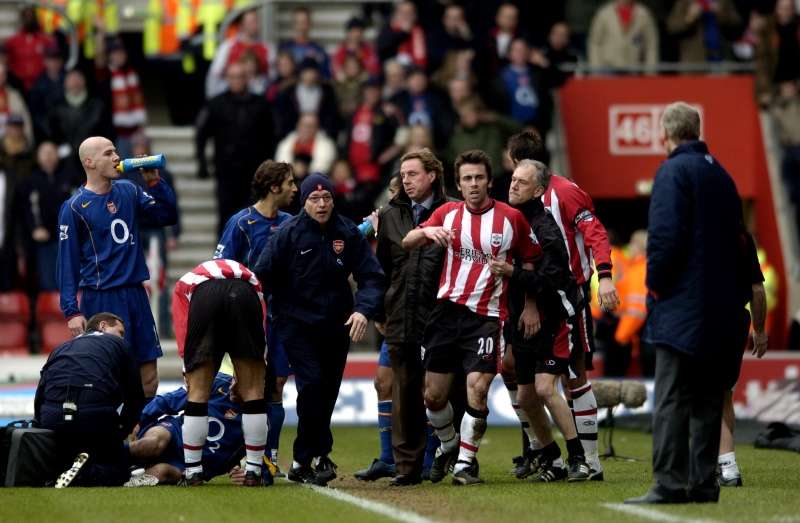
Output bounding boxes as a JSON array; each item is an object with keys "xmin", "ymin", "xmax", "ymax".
[
  {"xmin": 358, "ymin": 216, "xmax": 375, "ymax": 238},
  {"xmin": 116, "ymin": 154, "xmax": 166, "ymax": 173}
]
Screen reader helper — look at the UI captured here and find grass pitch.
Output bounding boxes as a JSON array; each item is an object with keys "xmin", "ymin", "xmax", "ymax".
[{"xmin": 2, "ymin": 426, "xmax": 799, "ymax": 523}]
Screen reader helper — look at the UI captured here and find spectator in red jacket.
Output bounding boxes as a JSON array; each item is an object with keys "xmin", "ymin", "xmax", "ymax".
[
  {"xmin": 3, "ymin": 6, "xmax": 55, "ymax": 92},
  {"xmin": 333, "ymin": 17, "xmax": 380, "ymax": 81},
  {"xmin": 207, "ymin": 9, "xmax": 271, "ymax": 99}
]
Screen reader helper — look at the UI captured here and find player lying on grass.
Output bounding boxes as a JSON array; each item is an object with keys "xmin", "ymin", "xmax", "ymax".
[{"xmin": 126, "ymin": 372, "xmax": 275, "ymax": 486}]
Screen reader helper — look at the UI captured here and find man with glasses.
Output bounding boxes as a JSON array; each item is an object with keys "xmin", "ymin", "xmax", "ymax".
[{"xmin": 254, "ymin": 173, "xmax": 385, "ymax": 486}]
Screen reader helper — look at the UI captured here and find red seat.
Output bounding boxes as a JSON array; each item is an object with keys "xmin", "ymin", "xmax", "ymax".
[
  {"xmin": 0, "ymin": 322, "xmax": 29, "ymax": 355},
  {"xmin": 0, "ymin": 292, "xmax": 31, "ymax": 323},
  {"xmin": 36, "ymin": 291, "xmax": 63, "ymax": 321},
  {"xmin": 40, "ymin": 321, "xmax": 72, "ymax": 355}
]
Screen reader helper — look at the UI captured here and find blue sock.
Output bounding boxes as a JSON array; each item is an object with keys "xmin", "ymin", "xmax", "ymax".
[
  {"xmin": 267, "ymin": 401, "xmax": 285, "ymax": 461},
  {"xmin": 378, "ymin": 400, "xmax": 394, "ymax": 464},
  {"xmin": 423, "ymin": 422, "xmax": 438, "ymax": 470}
]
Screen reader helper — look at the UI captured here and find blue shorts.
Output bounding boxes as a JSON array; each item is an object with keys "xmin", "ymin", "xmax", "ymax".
[
  {"xmin": 81, "ymin": 285, "xmax": 162, "ymax": 363},
  {"xmin": 378, "ymin": 341, "xmax": 390, "ymax": 367},
  {"xmin": 267, "ymin": 321, "xmax": 290, "ymax": 378},
  {"xmin": 137, "ymin": 416, "xmax": 184, "ymax": 471}
]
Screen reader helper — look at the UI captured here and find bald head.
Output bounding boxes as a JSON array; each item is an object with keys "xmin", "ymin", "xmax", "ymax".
[{"xmin": 79, "ymin": 136, "xmax": 113, "ymax": 164}]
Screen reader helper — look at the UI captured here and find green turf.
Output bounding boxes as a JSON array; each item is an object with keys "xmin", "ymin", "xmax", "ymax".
[{"xmin": 1, "ymin": 426, "xmax": 798, "ymax": 522}]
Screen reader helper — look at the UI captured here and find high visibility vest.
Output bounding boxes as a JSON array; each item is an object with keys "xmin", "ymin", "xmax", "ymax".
[
  {"xmin": 66, "ymin": 0, "xmax": 119, "ymax": 59},
  {"xmin": 614, "ymin": 254, "xmax": 648, "ymax": 346},
  {"xmin": 37, "ymin": 0, "xmax": 68, "ymax": 34}
]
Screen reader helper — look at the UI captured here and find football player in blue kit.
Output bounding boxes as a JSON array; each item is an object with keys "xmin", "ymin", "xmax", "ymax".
[
  {"xmin": 57, "ymin": 136, "xmax": 178, "ymax": 398},
  {"xmin": 213, "ymin": 160, "xmax": 297, "ymax": 473},
  {"xmin": 127, "ymin": 372, "xmax": 274, "ymax": 486}
]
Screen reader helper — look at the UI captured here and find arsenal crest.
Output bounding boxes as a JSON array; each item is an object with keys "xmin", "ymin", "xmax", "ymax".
[
  {"xmin": 106, "ymin": 201, "xmax": 118, "ymax": 214},
  {"xmin": 491, "ymin": 233, "xmax": 503, "ymax": 248},
  {"xmin": 333, "ymin": 240, "xmax": 345, "ymax": 254}
]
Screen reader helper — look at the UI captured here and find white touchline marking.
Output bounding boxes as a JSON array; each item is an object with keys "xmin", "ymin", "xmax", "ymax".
[
  {"xmin": 602, "ymin": 503, "xmax": 723, "ymax": 523},
  {"xmin": 307, "ymin": 484, "xmax": 439, "ymax": 523}
]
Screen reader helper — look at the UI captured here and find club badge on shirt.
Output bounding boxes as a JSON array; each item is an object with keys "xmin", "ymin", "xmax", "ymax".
[
  {"xmin": 333, "ymin": 240, "xmax": 345, "ymax": 254},
  {"xmin": 491, "ymin": 233, "xmax": 503, "ymax": 248},
  {"xmin": 106, "ymin": 201, "xmax": 118, "ymax": 214}
]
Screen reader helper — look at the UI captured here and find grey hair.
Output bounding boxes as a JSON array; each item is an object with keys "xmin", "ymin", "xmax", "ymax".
[
  {"xmin": 516, "ymin": 159, "xmax": 552, "ymax": 189},
  {"xmin": 661, "ymin": 102, "xmax": 701, "ymax": 142}
]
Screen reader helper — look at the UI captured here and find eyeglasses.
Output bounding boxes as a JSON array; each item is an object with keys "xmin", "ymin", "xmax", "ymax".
[{"xmin": 307, "ymin": 195, "xmax": 333, "ymax": 204}]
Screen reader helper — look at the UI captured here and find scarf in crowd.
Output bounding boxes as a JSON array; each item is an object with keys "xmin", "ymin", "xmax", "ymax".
[
  {"xmin": 110, "ymin": 66, "xmax": 146, "ymax": 135},
  {"xmin": 395, "ymin": 24, "xmax": 427, "ymax": 68}
]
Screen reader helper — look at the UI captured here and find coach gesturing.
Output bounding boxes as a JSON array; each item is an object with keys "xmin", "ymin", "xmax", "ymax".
[{"xmin": 254, "ymin": 173, "xmax": 385, "ymax": 487}]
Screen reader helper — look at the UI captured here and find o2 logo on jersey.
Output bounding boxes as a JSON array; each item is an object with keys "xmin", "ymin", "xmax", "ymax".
[
  {"xmin": 477, "ymin": 337, "xmax": 495, "ymax": 360},
  {"xmin": 206, "ymin": 417, "xmax": 225, "ymax": 453},
  {"xmin": 110, "ymin": 218, "xmax": 134, "ymax": 245}
]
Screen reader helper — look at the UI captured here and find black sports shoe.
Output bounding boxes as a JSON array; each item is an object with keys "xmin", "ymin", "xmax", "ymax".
[
  {"xmin": 313, "ymin": 456, "xmax": 338, "ymax": 486},
  {"xmin": 243, "ymin": 470, "xmax": 271, "ymax": 487},
  {"xmin": 389, "ymin": 473, "xmax": 422, "ymax": 486},
  {"xmin": 452, "ymin": 460, "xmax": 483, "ymax": 486},
  {"xmin": 531, "ymin": 461, "xmax": 568, "ymax": 483},
  {"xmin": 177, "ymin": 471, "xmax": 204, "ymax": 487},
  {"xmin": 429, "ymin": 446, "xmax": 458, "ymax": 483},
  {"xmin": 567, "ymin": 456, "xmax": 590, "ymax": 482},
  {"xmin": 287, "ymin": 463, "xmax": 316, "ymax": 484},
  {"xmin": 354, "ymin": 458, "xmax": 396, "ymax": 481}
]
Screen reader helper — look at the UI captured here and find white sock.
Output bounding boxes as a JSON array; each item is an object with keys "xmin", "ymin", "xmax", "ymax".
[
  {"xmin": 454, "ymin": 409, "xmax": 488, "ymax": 473},
  {"xmin": 242, "ymin": 413, "xmax": 268, "ymax": 474},
  {"xmin": 719, "ymin": 451, "xmax": 740, "ymax": 479},
  {"xmin": 182, "ymin": 414, "xmax": 208, "ymax": 476},
  {"xmin": 507, "ymin": 388, "xmax": 540, "ymax": 450},
  {"xmin": 571, "ymin": 383, "xmax": 600, "ymax": 468},
  {"xmin": 553, "ymin": 457, "xmax": 565, "ymax": 469},
  {"xmin": 427, "ymin": 403, "xmax": 458, "ymax": 452}
]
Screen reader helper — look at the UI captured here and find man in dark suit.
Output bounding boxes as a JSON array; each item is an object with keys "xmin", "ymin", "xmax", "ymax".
[{"xmin": 626, "ymin": 102, "xmax": 747, "ymax": 504}]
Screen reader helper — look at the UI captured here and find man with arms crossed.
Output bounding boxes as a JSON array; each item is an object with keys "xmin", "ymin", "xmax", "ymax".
[
  {"xmin": 57, "ymin": 136, "xmax": 178, "ymax": 399},
  {"xmin": 403, "ymin": 149, "xmax": 541, "ymax": 485}
]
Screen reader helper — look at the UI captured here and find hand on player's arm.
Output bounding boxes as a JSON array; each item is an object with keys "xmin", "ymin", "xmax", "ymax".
[
  {"xmin": 346, "ymin": 312, "xmax": 369, "ymax": 342},
  {"xmin": 598, "ymin": 277, "xmax": 620, "ymax": 312},
  {"xmin": 519, "ymin": 296, "xmax": 541, "ymax": 339},
  {"xmin": 402, "ymin": 226, "xmax": 453, "ymax": 250},
  {"xmin": 374, "ymin": 322, "xmax": 386, "ymax": 336},
  {"xmin": 67, "ymin": 315, "xmax": 87, "ymax": 337},
  {"xmin": 488, "ymin": 256, "xmax": 514, "ymax": 278}
]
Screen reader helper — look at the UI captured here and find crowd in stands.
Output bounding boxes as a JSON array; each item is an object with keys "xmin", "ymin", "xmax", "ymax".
[{"xmin": 0, "ymin": 0, "xmax": 798, "ymax": 354}]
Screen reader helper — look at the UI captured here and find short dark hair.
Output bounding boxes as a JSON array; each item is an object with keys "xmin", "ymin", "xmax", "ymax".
[
  {"xmin": 293, "ymin": 6, "xmax": 310, "ymax": 17},
  {"xmin": 454, "ymin": 149, "xmax": 492, "ymax": 182},
  {"xmin": 507, "ymin": 129, "xmax": 546, "ymax": 163},
  {"xmin": 252, "ymin": 160, "xmax": 293, "ymax": 201},
  {"xmin": 399, "ymin": 148, "xmax": 444, "ymax": 178},
  {"xmin": 86, "ymin": 312, "xmax": 124, "ymax": 332}
]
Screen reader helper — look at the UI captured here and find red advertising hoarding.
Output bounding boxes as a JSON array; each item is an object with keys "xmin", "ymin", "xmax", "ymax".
[{"xmin": 560, "ymin": 76, "xmax": 786, "ymax": 345}]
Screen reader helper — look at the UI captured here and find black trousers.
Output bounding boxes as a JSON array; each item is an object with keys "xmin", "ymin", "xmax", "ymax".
[
  {"xmin": 652, "ymin": 346, "xmax": 723, "ymax": 501},
  {"xmin": 388, "ymin": 342, "xmax": 427, "ymax": 476},
  {"xmin": 278, "ymin": 318, "xmax": 349, "ymax": 466}
]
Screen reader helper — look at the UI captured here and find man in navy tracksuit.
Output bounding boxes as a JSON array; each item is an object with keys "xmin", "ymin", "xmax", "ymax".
[
  {"xmin": 35, "ymin": 312, "xmax": 144, "ymax": 487},
  {"xmin": 254, "ymin": 173, "xmax": 385, "ymax": 486}
]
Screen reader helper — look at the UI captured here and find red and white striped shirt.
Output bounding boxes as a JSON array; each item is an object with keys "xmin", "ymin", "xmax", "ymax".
[
  {"xmin": 172, "ymin": 259, "xmax": 266, "ymax": 358},
  {"xmin": 542, "ymin": 175, "xmax": 613, "ymax": 286},
  {"xmin": 422, "ymin": 200, "xmax": 541, "ymax": 320}
]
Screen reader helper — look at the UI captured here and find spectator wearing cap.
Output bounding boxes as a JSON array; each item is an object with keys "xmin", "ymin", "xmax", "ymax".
[
  {"xmin": 333, "ymin": 18, "xmax": 380, "ymax": 81},
  {"xmin": 274, "ymin": 57, "xmax": 340, "ymax": 139},
  {"xmin": 196, "ymin": 61, "xmax": 275, "ymax": 235},
  {"xmin": 377, "ymin": 1, "xmax": 428, "ymax": 69},
  {"xmin": 206, "ymin": 9, "xmax": 271, "ymax": 99},
  {"xmin": 0, "ymin": 62, "xmax": 33, "ymax": 143},
  {"xmin": 279, "ymin": 7, "xmax": 331, "ymax": 78},
  {"xmin": 389, "ymin": 65, "xmax": 454, "ymax": 149},
  {"xmin": 0, "ymin": 113, "xmax": 34, "ymax": 180},
  {"xmin": 253, "ymin": 173, "xmax": 385, "ymax": 486},
  {"xmin": 3, "ymin": 6, "xmax": 56, "ymax": 92},
  {"xmin": 345, "ymin": 78, "xmax": 402, "ymax": 215},
  {"xmin": 29, "ymin": 45, "xmax": 64, "ymax": 143},
  {"xmin": 275, "ymin": 113, "xmax": 337, "ymax": 176},
  {"xmin": 95, "ymin": 37, "xmax": 147, "ymax": 160}
]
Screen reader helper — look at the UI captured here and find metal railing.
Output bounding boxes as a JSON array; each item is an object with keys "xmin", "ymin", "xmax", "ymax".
[{"xmin": 559, "ymin": 60, "xmax": 755, "ymax": 76}]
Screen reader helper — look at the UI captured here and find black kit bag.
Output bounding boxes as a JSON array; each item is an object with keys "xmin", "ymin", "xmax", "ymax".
[{"xmin": 0, "ymin": 420, "xmax": 60, "ymax": 487}]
